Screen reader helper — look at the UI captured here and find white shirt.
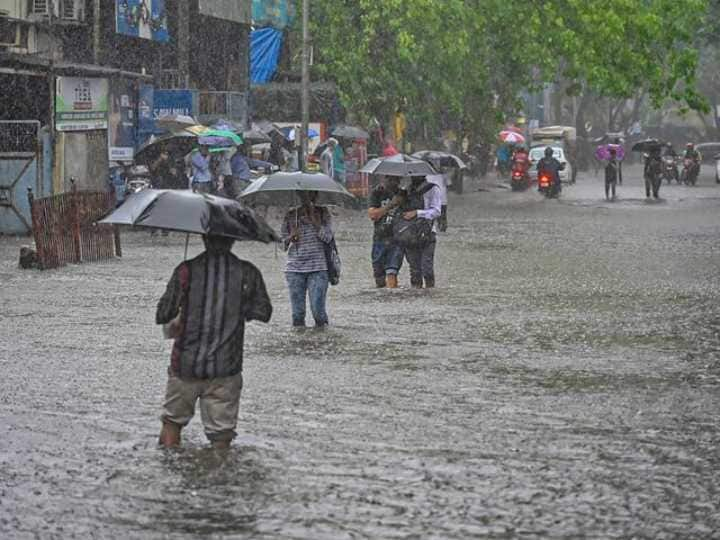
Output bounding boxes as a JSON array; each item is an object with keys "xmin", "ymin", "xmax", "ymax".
[{"xmin": 426, "ymin": 173, "xmax": 448, "ymax": 205}]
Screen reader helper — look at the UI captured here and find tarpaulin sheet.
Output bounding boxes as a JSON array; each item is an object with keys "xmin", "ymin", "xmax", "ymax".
[{"xmin": 251, "ymin": 27, "xmax": 283, "ymax": 84}]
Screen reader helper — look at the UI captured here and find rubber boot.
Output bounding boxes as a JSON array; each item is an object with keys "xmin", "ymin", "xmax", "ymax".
[
  {"xmin": 375, "ymin": 276, "xmax": 386, "ymax": 288},
  {"xmin": 386, "ymin": 274, "xmax": 398, "ymax": 289}
]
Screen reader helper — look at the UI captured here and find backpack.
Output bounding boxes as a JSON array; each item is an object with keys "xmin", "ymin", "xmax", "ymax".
[{"xmin": 393, "ymin": 216, "xmax": 434, "ymax": 248}]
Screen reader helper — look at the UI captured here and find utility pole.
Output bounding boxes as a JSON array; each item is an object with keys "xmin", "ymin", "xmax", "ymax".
[{"xmin": 299, "ymin": 0, "xmax": 310, "ymax": 171}]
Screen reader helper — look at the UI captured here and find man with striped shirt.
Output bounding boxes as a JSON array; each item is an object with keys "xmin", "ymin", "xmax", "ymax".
[{"xmin": 155, "ymin": 234, "xmax": 272, "ymax": 449}]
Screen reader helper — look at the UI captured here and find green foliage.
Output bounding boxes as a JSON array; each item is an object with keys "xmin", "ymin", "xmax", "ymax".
[{"xmin": 304, "ymin": 0, "xmax": 710, "ymax": 139}]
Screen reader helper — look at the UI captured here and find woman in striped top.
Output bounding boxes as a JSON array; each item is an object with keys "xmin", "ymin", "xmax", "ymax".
[{"xmin": 281, "ymin": 191, "xmax": 334, "ymax": 327}]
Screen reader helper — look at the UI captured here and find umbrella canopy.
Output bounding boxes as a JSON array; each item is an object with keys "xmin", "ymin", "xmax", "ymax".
[
  {"xmin": 499, "ymin": 131, "xmax": 525, "ymax": 144},
  {"xmin": 595, "ymin": 144, "xmax": 625, "ymax": 161},
  {"xmin": 99, "ymin": 189, "xmax": 279, "ymax": 243},
  {"xmin": 279, "ymin": 126, "xmax": 320, "ymax": 141},
  {"xmin": 156, "ymin": 114, "xmax": 198, "ymax": 133},
  {"xmin": 631, "ymin": 138, "xmax": 663, "ymax": 152},
  {"xmin": 135, "ymin": 133, "xmax": 197, "ymax": 165},
  {"xmin": 331, "ymin": 125, "xmax": 370, "ymax": 140},
  {"xmin": 239, "ymin": 171, "xmax": 355, "ymax": 206},
  {"xmin": 359, "ymin": 154, "xmax": 437, "ymax": 177},
  {"xmin": 242, "ymin": 128, "xmax": 272, "ymax": 145},
  {"xmin": 198, "ymin": 129, "xmax": 243, "ymax": 147},
  {"xmin": 411, "ymin": 150, "xmax": 467, "ymax": 169}
]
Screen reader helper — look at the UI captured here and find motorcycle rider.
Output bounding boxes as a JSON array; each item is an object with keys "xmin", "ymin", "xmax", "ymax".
[
  {"xmin": 536, "ymin": 146, "xmax": 563, "ymax": 197},
  {"xmin": 683, "ymin": 142, "xmax": 701, "ymax": 183},
  {"xmin": 662, "ymin": 142, "xmax": 679, "ymax": 183}
]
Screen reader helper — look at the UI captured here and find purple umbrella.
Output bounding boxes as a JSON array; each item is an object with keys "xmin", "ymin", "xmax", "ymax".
[{"xmin": 595, "ymin": 144, "xmax": 625, "ymax": 161}]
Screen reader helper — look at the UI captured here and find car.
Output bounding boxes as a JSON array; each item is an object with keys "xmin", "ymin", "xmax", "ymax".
[
  {"xmin": 695, "ymin": 142, "xmax": 720, "ymax": 164},
  {"xmin": 529, "ymin": 145, "xmax": 573, "ymax": 183}
]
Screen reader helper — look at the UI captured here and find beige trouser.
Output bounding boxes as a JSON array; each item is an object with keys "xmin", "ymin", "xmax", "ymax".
[{"xmin": 161, "ymin": 371, "xmax": 243, "ymax": 442}]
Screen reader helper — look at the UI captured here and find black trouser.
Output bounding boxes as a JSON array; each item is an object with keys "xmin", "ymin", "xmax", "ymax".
[
  {"xmin": 405, "ymin": 234, "xmax": 437, "ymax": 288},
  {"xmin": 605, "ymin": 179, "xmax": 616, "ymax": 199}
]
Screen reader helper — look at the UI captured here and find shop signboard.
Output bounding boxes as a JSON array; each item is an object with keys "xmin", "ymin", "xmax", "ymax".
[
  {"xmin": 55, "ymin": 77, "xmax": 109, "ymax": 132},
  {"xmin": 116, "ymin": 0, "xmax": 170, "ymax": 42},
  {"xmin": 199, "ymin": 0, "xmax": 251, "ymax": 23},
  {"xmin": 252, "ymin": 0, "xmax": 295, "ymax": 29},
  {"xmin": 108, "ymin": 80, "xmax": 137, "ymax": 162}
]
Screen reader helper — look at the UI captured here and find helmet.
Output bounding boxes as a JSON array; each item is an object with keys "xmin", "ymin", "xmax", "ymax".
[{"xmin": 544, "ymin": 146, "xmax": 554, "ymax": 157}]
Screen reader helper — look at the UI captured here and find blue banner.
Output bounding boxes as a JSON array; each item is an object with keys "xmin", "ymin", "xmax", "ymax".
[
  {"xmin": 153, "ymin": 90, "xmax": 194, "ymax": 120},
  {"xmin": 137, "ymin": 84, "xmax": 155, "ymax": 145},
  {"xmin": 116, "ymin": 0, "xmax": 170, "ymax": 42}
]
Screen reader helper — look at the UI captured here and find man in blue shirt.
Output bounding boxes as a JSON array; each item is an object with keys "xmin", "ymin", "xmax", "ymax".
[
  {"xmin": 227, "ymin": 144, "xmax": 273, "ymax": 199},
  {"xmin": 191, "ymin": 145, "xmax": 213, "ymax": 193}
]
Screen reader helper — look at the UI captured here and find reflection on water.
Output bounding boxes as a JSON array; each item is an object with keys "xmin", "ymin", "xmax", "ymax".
[{"xmin": 0, "ymin": 172, "xmax": 719, "ymax": 538}]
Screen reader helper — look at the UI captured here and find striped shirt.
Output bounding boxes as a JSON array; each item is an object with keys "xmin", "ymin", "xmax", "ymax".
[
  {"xmin": 156, "ymin": 252, "xmax": 272, "ymax": 379},
  {"xmin": 281, "ymin": 207, "xmax": 333, "ymax": 273}
]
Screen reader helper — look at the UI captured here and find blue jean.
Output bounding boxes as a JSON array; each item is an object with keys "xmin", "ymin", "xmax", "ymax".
[
  {"xmin": 286, "ymin": 271, "xmax": 329, "ymax": 326},
  {"xmin": 371, "ymin": 240, "xmax": 404, "ymax": 279}
]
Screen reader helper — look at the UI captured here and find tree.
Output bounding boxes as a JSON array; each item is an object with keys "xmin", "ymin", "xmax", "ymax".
[{"xmin": 304, "ymin": 0, "xmax": 709, "ymax": 145}]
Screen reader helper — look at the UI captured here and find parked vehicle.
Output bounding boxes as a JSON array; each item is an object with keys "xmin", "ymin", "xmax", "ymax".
[
  {"xmin": 529, "ymin": 146, "xmax": 572, "ymax": 183},
  {"xmin": 662, "ymin": 155, "xmax": 679, "ymax": 184}
]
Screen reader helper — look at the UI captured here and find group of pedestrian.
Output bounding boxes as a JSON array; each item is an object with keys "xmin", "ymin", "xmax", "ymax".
[
  {"xmin": 367, "ymin": 173, "xmax": 442, "ymax": 289},
  {"xmin": 189, "ymin": 143, "xmax": 274, "ymax": 199}
]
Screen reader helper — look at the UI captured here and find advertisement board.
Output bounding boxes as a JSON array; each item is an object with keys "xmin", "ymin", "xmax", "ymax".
[
  {"xmin": 55, "ymin": 77, "xmax": 109, "ymax": 132},
  {"xmin": 108, "ymin": 80, "xmax": 137, "ymax": 161},
  {"xmin": 199, "ymin": 0, "xmax": 251, "ymax": 23},
  {"xmin": 116, "ymin": 0, "xmax": 170, "ymax": 42}
]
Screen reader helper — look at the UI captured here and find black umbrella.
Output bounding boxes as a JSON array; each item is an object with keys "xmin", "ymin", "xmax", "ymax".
[
  {"xmin": 359, "ymin": 154, "xmax": 437, "ymax": 177},
  {"xmin": 240, "ymin": 171, "xmax": 355, "ymax": 206},
  {"xmin": 135, "ymin": 133, "xmax": 197, "ymax": 165},
  {"xmin": 242, "ymin": 128, "xmax": 272, "ymax": 145},
  {"xmin": 631, "ymin": 138, "xmax": 664, "ymax": 152},
  {"xmin": 331, "ymin": 125, "xmax": 370, "ymax": 140},
  {"xmin": 99, "ymin": 189, "xmax": 279, "ymax": 243},
  {"xmin": 411, "ymin": 150, "xmax": 467, "ymax": 169}
]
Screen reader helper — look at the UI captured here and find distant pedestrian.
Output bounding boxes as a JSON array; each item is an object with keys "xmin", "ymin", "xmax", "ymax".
[
  {"xmin": 226, "ymin": 144, "xmax": 273, "ymax": 199},
  {"xmin": 605, "ymin": 148, "xmax": 619, "ymax": 201},
  {"xmin": 155, "ymin": 234, "xmax": 272, "ymax": 449},
  {"xmin": 382, "ymin": 137, "xmax": 400, "ymax": 157},
  {"xmin": 281, "ymin": 191, "xmax": 335, "ymax": 327},
  {"xmin": 320, "ymin": 138, "xmax": 338, "ymax": 178}
]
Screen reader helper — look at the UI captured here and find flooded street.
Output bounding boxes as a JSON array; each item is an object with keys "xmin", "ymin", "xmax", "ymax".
[{"xmin": 1, "ymin": 167, "xmax": 719, "ymax": 539}]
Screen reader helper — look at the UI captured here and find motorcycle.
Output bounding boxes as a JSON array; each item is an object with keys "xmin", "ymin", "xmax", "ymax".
[
  {"xmin": 680, "ymin": 158, "xmax": 699, "ymax": 186},
  {"xmin": 662, "ymin": 155, "xmax": 679, "ymax": 184},
  {"xmin": 510, "ymin": 165, "xmax": 530, "ymax": 191},
  {"xmin": 538, "ymin": 171, "xmax": 561, "ymax": 198}
]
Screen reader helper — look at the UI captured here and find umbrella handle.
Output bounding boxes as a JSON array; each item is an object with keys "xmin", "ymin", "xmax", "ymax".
[{"xmin": 184, "ymin": 233, "xmax": 190, "ymax": 260}]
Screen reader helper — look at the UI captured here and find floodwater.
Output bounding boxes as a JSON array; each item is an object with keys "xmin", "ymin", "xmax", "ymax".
[{"xmin": 1, "ymin": 166, "xmax": 719, "ymax": 539}]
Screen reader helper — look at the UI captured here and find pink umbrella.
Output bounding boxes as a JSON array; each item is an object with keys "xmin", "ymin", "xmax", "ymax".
[
  {"xmin": 595, "ymin": 144, "xmax": 625, "ymax": 161},
  {"xmin": 499, "ymin": 131, "xmax": 525, "ymax": 144}
]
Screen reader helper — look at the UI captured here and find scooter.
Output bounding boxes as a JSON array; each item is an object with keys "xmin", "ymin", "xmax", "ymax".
[
  {"xmin": 510, "ymin": 165, "xmax": 530, "ymax": 191},
  {"xmin": 680, "ymin": 157, "xmax": 699, "ymax": 186},
  {"xmin": 662, "ymin": 155, "xmax": 679, "ymax": 184}
]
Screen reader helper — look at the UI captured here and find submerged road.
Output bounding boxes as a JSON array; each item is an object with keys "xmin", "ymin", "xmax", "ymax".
[{"xmin": 1, "ymin": 165, "xmax": 719, "ymax": 538}]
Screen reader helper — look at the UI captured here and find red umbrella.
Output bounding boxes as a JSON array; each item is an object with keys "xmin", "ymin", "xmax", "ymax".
[{"xmin": 499, "ymin": 131, "xmax": 525, "ymax": 144}]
